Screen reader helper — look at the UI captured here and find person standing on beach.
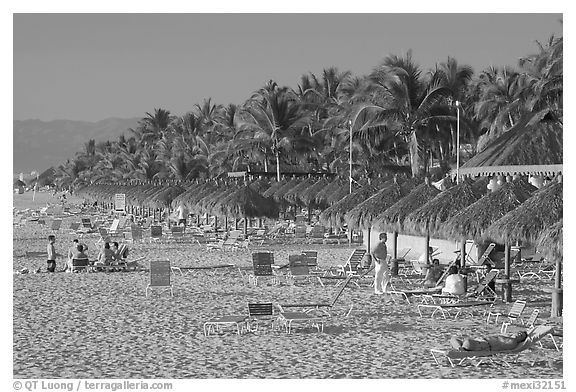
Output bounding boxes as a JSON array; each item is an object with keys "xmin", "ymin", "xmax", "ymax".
[
  {"xmin": 176, "ymin": 203, "xmax": 189, "ymax": 227},
  {"xmin": 46, "ymin": 235, "xmax": 57, "ymax": 272},
  {"xmin": 371, "ymin": 232, "xmax": 391, "ymax": 294}
]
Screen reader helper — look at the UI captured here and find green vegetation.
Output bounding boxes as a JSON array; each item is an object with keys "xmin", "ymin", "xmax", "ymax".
[{"xmin": 53, "ymin": 35, "xmax": 562, "ymax": 190}]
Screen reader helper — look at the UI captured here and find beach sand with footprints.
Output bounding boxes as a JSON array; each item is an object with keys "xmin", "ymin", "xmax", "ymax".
[{"xmin": 13, "ymin": 192, "xmax": 563, "ymax": 379}]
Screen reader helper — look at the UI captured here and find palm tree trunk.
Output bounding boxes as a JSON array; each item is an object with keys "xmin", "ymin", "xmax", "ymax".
[
  {"xmin": 409, "ymin": 132, "xmax": 422, "ymax": 177},
  {"xmin": 275, "ymin": 149, "xmax": 281, "ymax": 182}
]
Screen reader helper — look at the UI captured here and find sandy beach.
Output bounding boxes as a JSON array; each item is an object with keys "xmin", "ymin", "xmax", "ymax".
[{"xmin": 12, "ymin": 192, "xmax": 563, "ymax": 379}]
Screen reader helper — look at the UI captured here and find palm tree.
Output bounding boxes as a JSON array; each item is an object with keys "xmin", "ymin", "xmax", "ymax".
[
  {"xmin": 237, "ymin": 81, "xmax": 309, "ymax": 180},
  {"xmin": 518, "ymin": 35, "xmax": 563, "ymax": 124},
  {"xmin": 472, "ymin": 66, "xmax": 524, "ymax": 150},
  {"xmin": 354, "ymin": 51, "xmax": 453, "ymax": 177},
  {"xmin": 130, "ymin": 108, "xmax": 174, "ymax": 146}
]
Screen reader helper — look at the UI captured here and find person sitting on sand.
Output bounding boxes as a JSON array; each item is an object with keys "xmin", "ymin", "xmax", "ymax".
[
  {"xmin": 66, "ymin": 239, "xmax": 89, "ymax": 272},
  {"xmin": 442, "ymin": 265, "xmax": 466, "ymax": 295},
  {"xmin": 423, "ymin": 259, "xmax": 443, "ymax": 288},
  {"xmin": 96, "ymin": 242, "xmax": 115, "ymax": 268},
  {"xmin": 69, "ymin": 244, "xmax": 89, "ymax": 272},
  {"xmin": 450, "ymin": 330, "xmax": 528, "ymax": 352}
]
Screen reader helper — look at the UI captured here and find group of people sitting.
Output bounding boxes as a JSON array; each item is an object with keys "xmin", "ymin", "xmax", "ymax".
[{"xmin": 65, "ymin": 239, "xmax": 130, "ymax": 272}]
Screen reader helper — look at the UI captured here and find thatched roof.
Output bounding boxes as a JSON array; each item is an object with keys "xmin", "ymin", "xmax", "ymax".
[
  {"xmin": 345, "ymin": 178, "xmax": 417, "ymax": 230},
  {"xmin": 374, "ymin": 181, "xmax": 441, "ymax": 233},
  {"xmin": 403, "ymin": 178, "xmax": 486, "ymax": 238},
  {"xmin": 325, "ymin": 180, "xmax": 353, "ymax": 205},
  {"xmin": 201, "ymin": 186, "xmax": 238, "ymax": 215},
  {"xmin": 297, "ymin": 178, "xmax": 329, "ymax": 206},
  {"xmin": 262, "ymin": 180, "xmax": 285, "ymax": 198},
  {"xmin": 442, "ymin": 178, "xmax": 537, "ymax": 241},
  {"xmin": 37, "ymin": 167, "xmax": 56, "ymax": 187},
  {"xmin": 185, "ymin": 183, "xmax": 220, "ymax": 212},
  {"xmin": 319, "ymin": 183, "xmax": 380, "ymax": 228},
  {"xmin": 484, "ymin": 180, "xmax": 563, "ymax": 245},
  {"xmin": 271, "ymin": 178, "xmax": 302, "ymax": 202},
  {"xmin": 283, "ymin": 177, "xmax": 317, "ymax": 205},
  {"xmin": 213, "ymin": 185, "xmax": 279, "ymax": 219},
  {"xmin": 537, "ymin": 219, "xmax": 562, "ymax": 260},
  {"xmin": 14, "ymin": 179, "xmax": 26, "ymax": 187},
  {"xmin": 315, "ymin": 177, "xmax": 347, "ymax": 205},
  {"xmin": 458, "ymin": 117, "xmax": 563, "ymax": 178},
  {"xmin": 143, "ymin": 185, "xmax": 185, "ymax": 209}
]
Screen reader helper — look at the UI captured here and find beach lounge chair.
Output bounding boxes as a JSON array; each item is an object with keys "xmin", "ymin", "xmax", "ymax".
[
  {"xmin": 203, "ymin": 315, "xmax": 248, "ymax": 336},
  {"xmin": 50, "ymin": 219, "xmax": 62, "ymax": 231},
  {"xmin": 246, "ymin": 303, "xmax": 276, "ymax": 332},
  {"xmin": 486, "ymin": 300, "xmax": 526, "ymax": 325},
  {"xmin": 127, "ymin": 224, "xmax": 143, "ymax": 242},
  {"xmin": 171, "ymin": 263, "xmax": 235, "ymax": 276},
  {"xmin": 108, "ymin": 218, "xmax": 120, "ymax": 234},
  {"xmin": 294, "ymin": 224, "xmax": 307, "ymax": 239},
  {"xmin": 335, "ymin": 249, "xmax": 367, "ymax": 277},
  {"xmin": 394, "ymin": 247, "xmax": 412, "ymax": 265},
  {"xmin": 301, "ymin": 250, "xmax": 320, "ymax": 271},
  {"xmin": 465, "ymin": 269, "xmax": 499, "ymax": 301},
  {"xmin": 430, "ymin": 325, "xmax": 554, "ymax": 367},
  {"xmin": 286, "ymin": 254, "xmax": 319, "ymax": 285},
  {"xmin": 387, "ymin": 287, "xmax": 443, "ymax": 304},
  {"xmin": 248, "ymin": 228, "xmax": 266, "ymax": 246},
  {"xmin": 248, "ymin": 252, "xmax": 278, "ymax": 286},
  {"xmin": 206, "ymin": 238, "xmax": 225, "ymax": 250},
  {"xmin": 203, "ymin": 302, "xmax": 276, "ymax": 336},
  {"xmin": 68, "ymin": 221, "xmax": 81, "ymax": 233},
  {"xmin": 71, "ymin": 258, "xmax": 90, "ymax": 273},
  {"xmin": 150, "ymin": 225, "xmax": 163, "ymax": 241},
  {"xmin": 277, "ymin": 275, "xmax": 353, "ymax": 317},
  {"xmin": 501, "ymin": 309, "xmax": 539, "ymax": 334},
  {"xmin": 307, "ymin": 225, "xmax": 326, "ymax": 244},
  {"xmin": 277, "ymin": 311, "xmax": 326, "ymax": 334},
  {"xmin": 145, "ymin": 260, "xmax": 173, "ymax": 297},
  {"xmin": 169, "ymin": 226, "xmax": 185, "ymax": 241},
  {"xmin": 477, "ymin": 243, "xmax": 497, "ymax": 267},
  {"xmin": 81, "ymin": 217, "xmax": 93, "ymax": 229},
  {"xmin": 417, "ymin": 295, "xmax": 495, "ymax": 319}
]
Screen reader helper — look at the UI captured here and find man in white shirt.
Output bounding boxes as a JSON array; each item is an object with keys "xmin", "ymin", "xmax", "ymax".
[{"xmin": 371, "ymin": 232, "xmax": 391, "ymax": 294}]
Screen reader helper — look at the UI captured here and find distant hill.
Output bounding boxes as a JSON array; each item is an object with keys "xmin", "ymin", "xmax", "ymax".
[{"xmin": 13, "ymin": 117, "xmax": 140, "ymax": 174}]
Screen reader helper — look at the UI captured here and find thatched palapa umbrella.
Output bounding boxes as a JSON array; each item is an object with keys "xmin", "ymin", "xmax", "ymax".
[
  {"xmin": 458, "ymin": 117, "xmax": 562, "ymax": 179},
  {"xmin": 484, "ymin": 181, "xmax": 562, "ymax": 245},
  {"xmin": 345, "ymin": 177, "xmax": 416, "ymax": 231},
  {"xmin": 213, "ymin": 185, "xmax": 279, "ymax": 234},
  {"xmin": 373, "ymin": 180, "xmax": 441, "ymax": 260},
  {"xmin": 484, "ymin": 180, "xmax": 562, "ymax": 302},
  {"xmin": 319, "ymin": 183, "xmax": 379, "ymax": 228},
  {"xmin": 537, "ymin": 218, "xmax": 563, "ymax": 316},
  {"xmin": 262, "ymin": 180, "xmax": 286, "ymax": 198},
  {"xmin": 442, "ymin": 178, "xmax": 536, "ymax": 242},
  {"xmin": 271, "ymin": 177, "xmax": 302, "ymax": 203},
  {"xmin": 298, "ymin": 178, "xmax": 329, "ymax": 207},
  {"xmin": 315, "ymin": 177, "xmax": 347, "ymax": 206},
  {"xmin": 283, "ymin": 177, "xmax": 316, "ymax": 206},
  {"xmin": 402, "ymin": 178, "xmax": 486, "ymax": 267}
]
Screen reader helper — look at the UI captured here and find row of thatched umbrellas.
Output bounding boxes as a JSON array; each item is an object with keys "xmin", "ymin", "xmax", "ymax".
[
  {"xmin": 75, "ymin": 173, "xmax": 562, "ymax": 310},
  {"xmin": 76, "ymin": 175, "xmax": 562, "ymax": 266}
]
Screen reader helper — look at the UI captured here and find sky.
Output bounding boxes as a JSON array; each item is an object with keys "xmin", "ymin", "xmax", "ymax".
[{"xmin": 13, "ymin": 13, "xmax": 563, "ymax": 122}]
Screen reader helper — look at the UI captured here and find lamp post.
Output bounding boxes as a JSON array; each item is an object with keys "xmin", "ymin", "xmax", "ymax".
[
  {"xmin": 455, "ymin": 100, "xmax": 460, "ymax": 184},
  {"xmin": 349, "ymin": 120, "xmax": 353, "ymax": 194}
]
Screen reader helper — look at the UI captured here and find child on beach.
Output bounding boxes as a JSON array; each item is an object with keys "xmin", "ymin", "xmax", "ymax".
[{"xmin": 46, "ymin": 235, "xmax": 57, "ymax": 272}]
